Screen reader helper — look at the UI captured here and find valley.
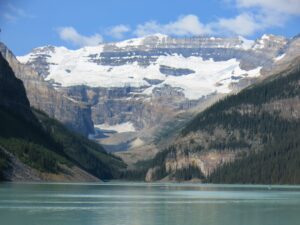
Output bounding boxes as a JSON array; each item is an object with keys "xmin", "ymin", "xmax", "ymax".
[
  {"xmin": 14, "ymin": 34, "xmax": 296, "ymax": 162},
  {"xmin": 1, "ymin": 33, "xmax": 300, "ymax": 183}
]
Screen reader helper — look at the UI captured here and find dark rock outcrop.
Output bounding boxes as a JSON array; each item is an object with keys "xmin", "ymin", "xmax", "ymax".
[{"xmin": 0, "ymin": 52, "xmax": 35, "ymax": 122}]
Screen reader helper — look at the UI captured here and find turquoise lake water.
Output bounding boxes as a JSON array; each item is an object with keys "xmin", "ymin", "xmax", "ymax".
[{"xmin": 0, "ymin": 182, "xmax": 300, "ymax": 225}]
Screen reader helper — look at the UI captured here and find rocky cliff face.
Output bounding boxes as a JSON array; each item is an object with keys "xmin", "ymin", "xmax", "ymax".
[
  {"xmin": 0, "ymin": 52, "xmax": 36, "ymax": 122},
  {"xmin": 15, "ymin": 34, "xmax": 299, "ymax": 158},
  {"xmin": 0, "ymin": 43, "xmax": 94, "ymax": 136}
]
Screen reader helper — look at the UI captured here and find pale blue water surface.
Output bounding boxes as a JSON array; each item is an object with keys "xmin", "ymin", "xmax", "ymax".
[{"xmin": 0, "ymin": 182, "xmax": 300, "ymax": 225}]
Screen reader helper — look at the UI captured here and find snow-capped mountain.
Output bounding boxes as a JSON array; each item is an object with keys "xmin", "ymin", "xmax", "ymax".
[
  {"xmin": 17, "ymin": 34, "xmax": 287, "ymax": 98},
  {"xmin": 16, "ymin": 33, "xmax": 297, "ymax": 155}
]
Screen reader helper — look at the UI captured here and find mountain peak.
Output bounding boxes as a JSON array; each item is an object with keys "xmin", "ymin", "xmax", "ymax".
[
  {"xmin": 252, "ymin": 34, "xmax": 288, "ymax": 51},
  {"xmin": 113, "ymin": 33, "xmax": 169, "ymax": 48},
  {"xmin": 237, "ymin": 36, "xmax": 254, "ymax": 50},
  {"xmin": 32, "ymin": 45, "xmax": 69, "ymax": 54},
  {"xmin": 145, "ymin": 33, "xmax": 169, "ymax": 39}
]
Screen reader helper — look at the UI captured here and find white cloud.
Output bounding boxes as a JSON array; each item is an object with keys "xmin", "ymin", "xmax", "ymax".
[
  {"xmin": 236, "ymin": 0, "xmax": 300, "ymax": 16},
  {"xmin": 132, "ymin": 10, "xmax": 289, "ymax": 38},
  {"xmin": 213, "ymin": 13, "xmax": 260, "ymax": 36},
  {"xmin": 131, "ymin": 1, "xmax": 300, "ymax": 37},
  {"xmin": 133, "ymin": 13, "xmax": 273, "ymax": 37},
  {"xmin": 57, "ymin": 27, "xmax": 103, "ymax": 47},
  {"xmin": 213, "ymin": 9, "xmax": 291, "ymax": 36},
  {"xmin": 134, "ymin": 21, "xmax": 163, "ymax": 36},
  {"xmin": 107, "ymin": 25, "xmax": 130, "ymax": 39},
  {"xmin": 213, "ymin": 0, "xmax": 299, "ymax": 36},
  {"xmin": 54, "ymin": 0, "xmax": 299, "ymax": 44},
  {"xmin": 134, "ymin": 15, "xmax": 212, "ymax": 37}
]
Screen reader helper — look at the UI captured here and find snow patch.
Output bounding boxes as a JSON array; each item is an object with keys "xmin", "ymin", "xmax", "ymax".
[
  {"xmin": 94, "ymin": 122, "xmax": 136, "ymax": 133},
  {"xmin": 114, "ymin": 37, "xmax": 144, "ymax": 48},
  {"xmin": 238, "ymin": 36, "xmax": 254, "ymax": 50},
  {"xmin": 130, "ymin": 138, "xmax": 144, "ymax": 148},
  {"xmin": 274, "ymin": 53, "xmax": 286, "ymax": 61},
  {"xmin": 149, "ymin": 55, "xmax": 261, "ymax": 99},
  {"xmin": 262, "ymin": 34, "xmax": 271, "ymax": 40},
  {"xmin": 114, "ymin": 33, "xmax": 168, "ymax": 48}
]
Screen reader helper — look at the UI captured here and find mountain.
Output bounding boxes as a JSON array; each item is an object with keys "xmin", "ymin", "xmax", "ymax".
[
  {"xmin": 0, "ymin": 52, "xmax": 126, "ymax": 181},
  {"xmin": 127, "ymin": 55, "xmax": 300, "ymax": 183},
  {"xmin": 0, "ymin": 43, "xmax": 94, "ymax": 136},
  {"xmin": 16, "ymin": 34, "xmax": 297, "ymax": 163},
  {"xmin": 1, "ymin": 33, "xmax": 300, "ymax": 183}
]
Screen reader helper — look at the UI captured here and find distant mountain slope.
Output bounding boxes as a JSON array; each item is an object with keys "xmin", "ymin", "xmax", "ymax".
[
  {"xmin": 128, "ymin": 56, "xmax": 300, "ymax": 184},
  {"xmin": 0, "ymin": 53, "xmax": 126, "ymax": 181}
]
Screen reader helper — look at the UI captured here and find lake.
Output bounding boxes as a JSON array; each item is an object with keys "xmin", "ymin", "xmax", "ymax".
[{"xmin": 0, "ymin": 182, "xmax": 300, "ymax": 225}]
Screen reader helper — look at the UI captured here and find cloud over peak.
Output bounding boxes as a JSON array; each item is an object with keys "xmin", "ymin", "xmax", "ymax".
[
  {"xmin": 56, "ymin": 0, "xmax": 300, "ymax": 47},
  {"xmin": 135, "ymin": 15, "xmax": 212, "ymax": 37},
  {"xmin": 106, "ymin": 25, "xmax": 131, "ymax": 39},
  {"xmin": 57, "ymin": 27, "xmax": 103, "ymax": 47},
  {"xmin": 235, "ymin": 0, "xmax": 300, "ymax": 16},
  {"xmin": 213, "ymin": 13, "xmax": 263, "ymax": 36}
]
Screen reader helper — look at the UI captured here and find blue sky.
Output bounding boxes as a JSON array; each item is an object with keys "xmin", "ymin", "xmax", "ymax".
[{"xmin": 0, "ymin": 0, "xmax": 299, "ymax": 55}]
